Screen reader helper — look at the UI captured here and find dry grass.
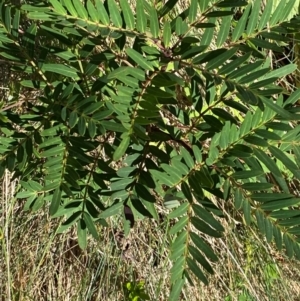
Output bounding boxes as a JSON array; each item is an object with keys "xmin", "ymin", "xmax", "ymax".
[{"xmin": 1, "ymin": 169, "xmax": 300, "ymax": 301}]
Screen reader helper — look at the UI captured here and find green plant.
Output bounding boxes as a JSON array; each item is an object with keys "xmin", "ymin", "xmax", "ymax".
[
  {"xmin": 1, "ymin": 0, "xmax": 300, "ymax": 299},
  {"xmin": 124, "ymin": 280, "xmax": 150, "ymax": 301}
]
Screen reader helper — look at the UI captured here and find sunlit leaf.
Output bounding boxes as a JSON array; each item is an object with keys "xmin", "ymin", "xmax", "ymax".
[
  {"xmin": 126, "ymin": 48, "xmax": 155, "ymax": 71},
  {"xmin": 120, "ymin": 0, "xmax": 135, "ymax": 29},
  {"xmin": 108, "ymin": 0, "xmax": 122, "ymax": 27},
  {"xmin": 99, "ymin": 202, "xmax": 123, "ymax": 219},
  {"xmin": 42, "ymin": 64, "xmax": 79, "ymax": 78},
  {"xmin": 113, "ymin": 135, "xmax": 130, "ymax": 161},
  {"xmin": 77, "ymin": 218, "xmax": 87, "ymax": 249}
]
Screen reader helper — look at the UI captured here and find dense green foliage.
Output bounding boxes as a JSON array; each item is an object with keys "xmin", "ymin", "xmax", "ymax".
[{"xmin": 1, "ymin": 0, "xmax": 300, "ymax": 299}]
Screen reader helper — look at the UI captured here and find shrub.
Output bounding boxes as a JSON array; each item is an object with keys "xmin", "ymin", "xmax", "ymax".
[{"xmin": 1, "ymin": 0, "xmax": 300, "ymax": 299}]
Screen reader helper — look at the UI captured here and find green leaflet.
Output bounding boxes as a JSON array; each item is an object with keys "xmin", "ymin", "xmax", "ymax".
[
  {"xmin": 242, "ymin": 182, "xmax": 273, "ymax": 191},
  {"xmin": 261, "ymin": 96, "xmax": 295, "ymax": 120},
  {"xmin": 16, "ymin": 190, "xmax": 36, "ymax": 199},
  {"xmin": 73, "ymin": 0, "xmax": 88, "ymax": 19},
  {"xmin": 163, "ymin": 21, "xmax": 171, "ymax": 48},
  {"xmin": 181, "ymin": 181, "xmax": 193, "ymax": 202},
  {"xmin": 200, "ymin": 17, "xmax": 216, "ymax": 46},
  {"xmin": 99, "ymin": 202, "xmax": 123, "ymax": 219},
  {"xmin": 49, "ymin": 0, "xmax": 67, "ymax": 15},
  {"xmin": 189, "ymin": 174, "xmax": 204, "ymax": 199},
  {"xmin": 269, "ymin": 0, "xmax": 287, "ymax": 26},
  {"xmin": 188, "ymin": 245, "xmax": 214, "ymax": 274},
  {"xmin": 107, "ymin": 66, "xmax": 131, "ymax": 80},
  {"xmin": 283, "ymin": 233, "xmax": 294, "ymax": 258},
  {"xmin": 42, "ymin": 64, "xmax": 79, "ymax": 79},
  {"xmin": 262, "ymin": 64, "xmax": 297, "ymax": 81},
  {"xmin": 168, "ymin": 202, "xmax": 189, "ymax": 219},
  {"xmin": 246, "ymin": 0, "xmax": 261, "ymax": 35},
  {"xmin": 269, "ymin": 146, "xmax": 300, "ymax": 179},
  {"xmin": 170, "ymin": 255, "xmax": 185, "ymax": 283},
  {"xmin": 249, "ymin": 38, "xmax": 282, "ymax": 52},
  {"xmin": 265, "ymin": 218, "xmax": 273, "ymax": 242},
  {"xmin": 232, "ymin": 4, "xmax": 251, "ymax": 42},
  {"xmin": 95, "ymin": 0, "xmax": 110, "ymax": 24},
  {"xmin": 191, "ymin": 217, "xmax": 222, "ymax": 237},
  {"xmin": 188, "ymin": 0, "xmax": 197, "ymax": 22},
  {"xmin": 186, "ymin": 257, "xmax": 208, "ymax": 284},
  {"xmin": 284, "ymin": 88, "xmax": 300, "ymax": 106},
  {"xmin": 113, "ymin": 135, "xmax": 130, "ymax": 161},
  {"xmin": 170, "ymin": 243, "xmax": 185, "ymax": 261},
  {"xmin": 192, "ymin": 204, "xmax": 224, "ymax": 231},
  {"xmin": 149, "ymin": 6, "xmax": 159, "ymax": 38},
  {"xmin": 159, "ymin": 0, "xmax": 180, "ymax": 18},
  {"xmin": 83, "ymin": 212, "xmax": 99, "ymax": 239},
  {"xmin": 198, "ymin": 0, "xmax": 210, "ymax": 12},
  {"xmin": 119, "ymin": 0, "xmax": 135, "ymax": 29},
  {"xmin": 219, "ymin": 52, "xmax": 251, "ymax": 75},
  {"xmin": 216, "ymin": 15, "xmax": 231, "ymax": 47},
  {"xmin": 190, "ymin": 232, "xmax": 218, "ymax": 262},
  {"xmin": 78, "ymin": 116, "xmax": 86, "ymax": 136},
  {"xmin": 169, "ymin": 216, "xmax": 189, "ymax": 235},
  {"xmin": 232, "ymin": 169, "xmax": 264, "ymax": 179},
  {"xmin": 136, "ymin": 0, "xmax": 146, "ymax": 32},
  {"xmin": 126, "ymin": 48, "xmax": 155, "ymax": 71},
  {"xmin": 238, "ymin": 68, "xmax": 270, "ymax": 85},
  {"xmin": 135, "ymin": 183, "xmax": 159, "ymax": 220},
  {"xmin": 141, "ymin": 199, "xmax": 158, "ymax": 220},
  {"xmin": 110, "ymin": 178, "xmax": 134, "ymax": 191},
  {"xmin": 253, "ymin": 148, "xmax": 282, "ymax": 177},
  {"xmin": 251, "ymin": 193, "xmax": 294, "ymax": 202},
  {"xmin": 88, "ymin": 120, "xmax": 95, "ymax": 138},
  {"xmin": 86, "ymin": 0, "xmax": 98, "ymax": 22},
  {"xmin": 161, "ymin": 163, "xmax": 184, "ymax": 183},
  {"xmin": 168, "ymin": 279, "xmax": 185, "ymax": 301},
  {"xmin": 57, "ymin": 211, "xmax": 81, "ymax": 233},
  {"xmin": 64, "ymin": 0, "xmax": 77, "ymax": 16},
  {"xmin": 206, "ymin": 47, "xmax": 238, "ymax": 70},
  {"xmin": 108, "ymin": 0, "xmax": 122, "ymax": 27},
  {"xmin": 77, "ymin": 218, "xmax": 87, "ymax": 249},
  {"xmin": 134, "ymin": 183, "xmax": 154, "ymax": 203},
  {"xmin": 215, "ymin": 1, "xmax": 248, "ymax": 7},
  {"xmin": 228, "ymin": 60, "xmax": 263, "ymax": 79},
  {"xmin": 258, "ymin": 0, "xmax": 273, "ymax": 30},
  {"xmin": 49, "ymin": 186, "xmax": 62, "ymax": 215},
  {"xmin": 255, "ymin": 210, "xmax": 265, "ymax": 234},
  {"xmin": 243, "ymin": 200, "xmax": 252, "ymax": 225},
  {"xmin": 150, "ymin": 169, "xmax": 175, "ymax": 186}
]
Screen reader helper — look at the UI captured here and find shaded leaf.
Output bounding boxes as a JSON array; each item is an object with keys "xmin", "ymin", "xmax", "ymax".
[
  {"xmin": 186, "ymin": 257, "xmax": 208, "ymax": 284},
  {"xmin": 83, "ymin": 212, "xmax": 99, "ymax": 239},
  {"xmin": 50, "ymin": 186, "xmax": 61, "ymax": 215}
]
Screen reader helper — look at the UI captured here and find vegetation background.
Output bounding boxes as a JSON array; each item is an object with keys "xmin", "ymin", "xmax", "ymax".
[{"xmin": 1, "ymin": 0, "xmax": 300, "ymax": 300}]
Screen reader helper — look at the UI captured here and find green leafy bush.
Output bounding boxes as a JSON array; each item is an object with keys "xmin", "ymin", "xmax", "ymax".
[{"xmin": 1, "ymin": 0, "xmax": 300, "ymax": 299}]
